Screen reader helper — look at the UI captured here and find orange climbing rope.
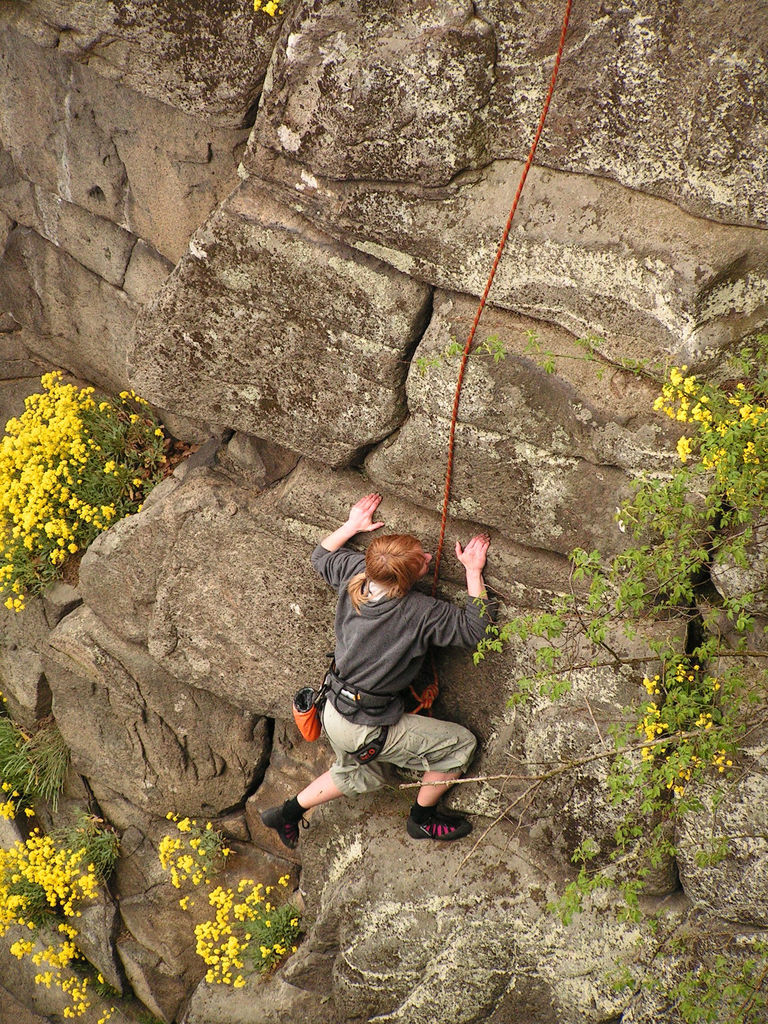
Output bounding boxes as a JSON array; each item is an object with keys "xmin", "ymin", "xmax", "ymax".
[{"xmin": 410, "ymin": 0, "xmax": 573, "ymax": 714}]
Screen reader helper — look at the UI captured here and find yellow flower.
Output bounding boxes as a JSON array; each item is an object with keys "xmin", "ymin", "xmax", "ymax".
[
  {"xmin": 0, "ymin": 373, "xmax": 163, "ymax": 609},
  {"xmin": 676, "ymin": 436, "xmax": 693, "ymax": 463}
]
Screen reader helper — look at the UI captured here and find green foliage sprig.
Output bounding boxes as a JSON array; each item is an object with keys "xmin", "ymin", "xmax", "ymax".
[
  {"xmin": 611, "ymin": 928, "xmax": 768, "ymax": 1024},
  {"xmin": 663, "ymin": 942, "xmax": 768, "ymax": 1024},
  {"xmin": 414, "ymin": 334, "xmax": 507, "ymax": 374},
  {"xmin": 474, "ymin": 335, "xmax": 768, "ymax": 1020},
  {"xmin": 414, "ymin": 329, "xmax": 659, "ymax": 378}
]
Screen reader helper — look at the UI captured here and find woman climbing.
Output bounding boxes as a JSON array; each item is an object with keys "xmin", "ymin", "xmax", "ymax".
[{"xmin": 260, "ymin": 492, "xmax": 492, "ymax": 846}]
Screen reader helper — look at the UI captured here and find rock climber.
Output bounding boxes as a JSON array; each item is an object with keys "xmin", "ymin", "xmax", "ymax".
[{"xmin": 260, "ymin": 492, "xmax": 492, "ymax": 846}]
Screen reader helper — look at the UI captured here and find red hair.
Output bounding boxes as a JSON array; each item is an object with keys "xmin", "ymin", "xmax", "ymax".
[{"xmin": 347, "ymin": 534, "xmax": 424, "ymax": 612}]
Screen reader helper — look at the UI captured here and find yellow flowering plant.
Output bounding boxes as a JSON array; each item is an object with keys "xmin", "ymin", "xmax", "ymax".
[
  {"xmin": 653, "ymin": 356, "xmax": 768, "ymax": 511},
  {"xmin": 253, "ymin": 0, "xmax": 283, "ymax": 16},
  {"xmin": 193, "ymin": 875, "xmax": 300, "ymax": 986},
  {"xmin": 158, "ymin": 814, "xmax": 301, "ymax": 984},
  {"xmin": 478, "ymin": 337, "xmax": 768, "ymax": 811},
  {"xmin": 158, "ymin": 813, "xmax": 231, "ymax": 889},
  {"xmin": 0, "ymin": 371, "xmax": 165, "ymax": 611},
  {"xmin": 473, "ymin": 338, "xmax": 768, "ymax": 1021},
  {"xmin": 0, "ymin": 829, "xmax": 104, "ymax": 1017},
  {"xmin": 632, "ymin": 663, "xmax": 733, "ymax": 800}
]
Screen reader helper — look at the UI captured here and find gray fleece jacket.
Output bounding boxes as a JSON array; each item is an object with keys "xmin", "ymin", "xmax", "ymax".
[{"xmin": 311, "ymin": 544, "xmax": 493, "ymax": 725}]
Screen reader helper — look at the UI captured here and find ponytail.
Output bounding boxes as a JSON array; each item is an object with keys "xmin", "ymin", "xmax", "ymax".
[
  {"xmin": 346, "ymin": 535, "xmax": 425, "ymax": 614},
  {"xmin": 347, "ymin": 572, "xmax": 368, "ymax": 613}
]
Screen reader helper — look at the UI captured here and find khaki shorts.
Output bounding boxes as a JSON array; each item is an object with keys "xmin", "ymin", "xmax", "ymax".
[{"xmin": 323, "ymin": 700, "xmax": 477, "ymax": 797}]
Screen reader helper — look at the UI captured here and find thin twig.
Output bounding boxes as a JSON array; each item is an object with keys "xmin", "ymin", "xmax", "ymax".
[
  {"xmin": 398, "ymin": 771, "xmax": 533, "ymax": 790},
  {"xmin": 584, "ymin": 696, "xmax": 605, "ymax": 746},
  {"xmin": 736, "ymin": 962, "xmax": 768, "ymax": 1019},
  {"xmin": 499, "ymin": 650, "xmax": 768, "ymax": 687},
  {"xmin": 568, "ymin": 561, "xmax": 624, "ymax": 663},
  {"xmin": 398, "ymin": 730, "xmax": 701, "ymax": 790},
  {"xmin": 458, "ymin": 779, "xmax": 545, "ymax": 871}
]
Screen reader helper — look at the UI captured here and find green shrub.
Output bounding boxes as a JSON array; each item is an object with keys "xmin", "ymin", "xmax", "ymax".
[
  {"xmin": 0, "ymin": 716, "xmax": 69, "ymax": 815},
  {"xmin": 52, "ymin": 814, "xmax": 120, "ymax": 883}
]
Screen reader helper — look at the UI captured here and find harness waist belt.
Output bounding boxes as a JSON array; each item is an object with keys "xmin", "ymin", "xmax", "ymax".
[{"xmin": 326, "ymin": 669, "xmax": 393, "ymax": 716}]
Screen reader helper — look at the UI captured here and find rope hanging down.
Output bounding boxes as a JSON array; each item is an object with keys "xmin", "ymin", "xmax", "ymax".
[{"xmin": 411, "ymin": 0, "xmax": 573, "ymax": 714}]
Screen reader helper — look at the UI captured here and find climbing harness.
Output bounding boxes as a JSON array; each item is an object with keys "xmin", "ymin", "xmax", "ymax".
[
  {"xmin": 409, "ymin": 0, "xmax": 574, "ymax": 714},
  {"xmin": 293, "ymin": 667, "xmax": 391, "ymax": 764},
  {"xmin": 324, "ymin": 662, "xmax": 395, "ymax": 718}
]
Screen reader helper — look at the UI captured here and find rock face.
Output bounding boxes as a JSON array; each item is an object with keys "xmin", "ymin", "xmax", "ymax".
[
  {"xmin": 0, "ymin": 984, "xmax": 51, "ymax": 1024},
  {"xmin": 0, "ymin": 29, "xmax": 247, "ymax": 263},
  {"xmin": 44, "ymin": 605, "xmax": 271, "ymax": 819},
  {"xmin": 245, "ymin": 0, "xmax": 768, "ymax": 227},
  {"xmin": 0, "ymin": 20, "xmax": 247, "ymax": 390},
  {"xmin": 0, "ymin": 226, "xmax": 139, "ymax": 391},
  {"xmin": 246, "ymin": 0, "xmax": 496, "ymax": 186},
  {"xmin": 0, "ymin": 596, "xmax": 55, "ymax": 730},
  {"xmin": 676, "ymin": 737, "xmax": 768, "ymax": 929},
  {"xmin": 9, "ymin": 0, "xmax": 295, "ymax": 127},
  {"xmin": 479, "ymin": 0, "xmax": 768, "ymax": 227},
  {"xmin": 711, "ymin": 519, "xmax": 768, "ymax": 616},
  {"xmin": 76, "ymin": 466, "xmax": 336, "ymax": 718},
  {"xmin": 131, "ymin": 185, "xmax": 432, "ymax": 466},
  {"xmin": 266, "ymin": 800, "xmax": 680, "ymax": 1024},
  {"xmin": 253, "ymin": 158, "xmax": 768, "ymax": 366},
  {"xmin": 1, "ymin": 0, "xmax": 767, "ymax": 1022},
  {"xmin": 365, "ymin": 289, "xmax": 682, "ymax": 557}
]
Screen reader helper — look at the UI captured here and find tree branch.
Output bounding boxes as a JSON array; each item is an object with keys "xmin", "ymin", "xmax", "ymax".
[{"xmin": 398, "ymin": 730, "xmax": 701, "ymax": 791}]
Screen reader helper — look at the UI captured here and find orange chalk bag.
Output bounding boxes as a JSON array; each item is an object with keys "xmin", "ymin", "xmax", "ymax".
[{"xmin": 292, "ymin": 685, "xmax": 323, "ymax": 742}]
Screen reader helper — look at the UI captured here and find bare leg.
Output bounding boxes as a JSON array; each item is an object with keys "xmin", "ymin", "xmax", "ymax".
[
  {"xmin": 297, "ymin": 770, "xmax": 344, "ymax": 809},
  {"xmin": 415, "ymin": 770, "xmax": 461, "ymax": 808},
  {"xmin": 261, "ymin": 770, "xmax": 344, "ymax": 849}
]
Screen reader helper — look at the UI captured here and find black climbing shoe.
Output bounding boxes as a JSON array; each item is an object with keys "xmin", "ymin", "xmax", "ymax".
[
  {"xmin": 406, "ymin": 809, "xmax": 472, "ymax": 841},
  {"xmin": 260, "ymin": 805, "xmax": 307, "ymax": 849}
]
